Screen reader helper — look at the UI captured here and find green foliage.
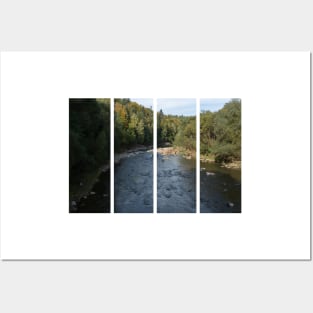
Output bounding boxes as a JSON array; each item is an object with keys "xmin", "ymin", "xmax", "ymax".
[
  {"xmin": 173, "ymin": 117, "xmax": 196, "ymax": 150},
  {"xmin": 200, "ymin": 99, "xmax": 241, "ymax": 163},
  {"xmin": 69, "ymin": 98, "xmax": 110, "ymax": 183},
  {"xmin": 157, "ymin": 109, "xmax": 196, "ymax": 150},
  {"xmin": 114, "ymin": 99, "xmax": 153, "ymax": 151}
]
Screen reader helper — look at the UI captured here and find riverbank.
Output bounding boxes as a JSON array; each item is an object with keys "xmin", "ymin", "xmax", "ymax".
[
  {"xmin": 70, "ymin": 162, "xmax": 110, "ymax": 204},
  {"xmin": 71, "ymin": 145, "xmax": 152, "ymax": 205},
  {"xmin": 200, "ymin": 154, "xmax": 241, "ymax": 169},
  {"xmin": 115, "ymin": 145, "xmax": 153, "ymax": 164},
  {"xmin": 157, "ymin": 146, "xmax": 195, "ymax": 160}
]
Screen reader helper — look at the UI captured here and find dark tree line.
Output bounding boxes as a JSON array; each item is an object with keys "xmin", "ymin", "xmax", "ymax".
[
  {"xmin": 69, "ymin": 98, "xmax": 110, "ymax": 183},
  {"xmin": 200, "ymin": 99, "xmax": 241, "ymax": 163},
  {"xmin": 114, "ymin": 99, "xmax": 153, "ymax": 151},
  {"xmin": 157, "ymin": 110, "xmax": 196, "ymax": 150}
]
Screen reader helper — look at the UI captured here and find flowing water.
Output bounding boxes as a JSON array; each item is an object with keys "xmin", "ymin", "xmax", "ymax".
[
  {"xmin": 115, "ymin": 151, "xmax": 153, "ymax": 213},
  {"xmin": 200, "ymin": 162, "xmax": 241, "ymax": 213},
  {"xmin": 157, "ymin": 154, "xmax": 196, "ymax": 213},
  {"xmin": 74, "ymin": 152, "xmax": 240, "ymax": 214}
]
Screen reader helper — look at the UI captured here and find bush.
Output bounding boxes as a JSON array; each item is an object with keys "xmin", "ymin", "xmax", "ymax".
[{"xmin": 214, "ymin": 144, "xmax": 237, "ymax": 163}]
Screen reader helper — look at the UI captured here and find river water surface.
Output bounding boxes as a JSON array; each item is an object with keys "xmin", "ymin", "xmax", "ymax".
[
  {"xmin": 76, "ymin": 152, "xmax": 240, "ymax": 214},
  {"xmin": 200, "ymin": 162, "xmax": 241, "ymax": 213},
  {"xmin": 115, "ymin": 151, "xmax": 153, "ymax": 213},
  {"xmin": 157, "ymin": 154, "xmax": 196, "ymax": 213}
]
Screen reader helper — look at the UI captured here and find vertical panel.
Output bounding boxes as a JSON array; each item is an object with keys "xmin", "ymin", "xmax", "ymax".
[
  {"xmin": 114, "ymin": 98, "xmax": 154, "ymax": 213},
  {"xmin": 69, "ymin": 98, "xmax": 111, "ymax": 213},
  {"xmin": 157, "ymin": 98, "xmax": 196, "ymax": 213},
  {"xmin": 200, "ymin": 98, "xmax": 241, "ymax": 213},
  {"xmin": 153, "ymin": 98, "xmax": 157, "ymax": 214},
  {"xmin": 110, "ymin": 97, "xmax": 114, "ymax": 213},
  {"xmin": 196, "ymin": 98, "xmax": 200, "ymax": 214}
]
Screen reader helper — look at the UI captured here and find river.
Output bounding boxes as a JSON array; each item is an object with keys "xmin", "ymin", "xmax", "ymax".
[
  {"xmin": 75, "ymin": 151, "xmax": 240, "ymax": 214},
  {"xmin": 200, "ymin": 162, "xmax": 241, "ymax": 213},
  {"xmin": 115, "ymin": 150, "xmax": 153, "ymax": 213},
  {"xmin": 157, "ymin": 154, "xmax": 196, "ymax": 213}
]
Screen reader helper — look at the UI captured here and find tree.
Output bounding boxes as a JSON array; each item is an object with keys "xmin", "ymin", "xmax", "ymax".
[
  {"xmin": 200, "ymin": 99, "xmax": 241, "ymax": 163},
  {"xmin": 114, "ymin": 99, "xmax": 153, "ymax": 150},
  {"xmin": 137, "ymin": 119, "xmax": 145, "ymax": 144},
  {"xmin": 69, "ymin": 98, "xmax": 111, "ymax": 184}
]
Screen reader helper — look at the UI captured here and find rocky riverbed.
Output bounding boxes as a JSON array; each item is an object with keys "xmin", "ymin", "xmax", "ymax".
[
  {"xmin": 157, "ymin": 153, "xmax": 196, "ymax": 213},
  {"xmin": 200, "ymin": 161, "xmax": 241, "ymax": 213},
  {"xmin": 115, "ymin": 150, "xmax": 153, "ymax": 213}
]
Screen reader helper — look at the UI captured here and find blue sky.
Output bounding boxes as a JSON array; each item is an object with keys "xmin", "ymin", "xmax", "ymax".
[
  {"xmin": 200, "ymin": 98, "xmax": 232, "ymax": 112},
  {"xmin": 130, "ymin": 98, "xmax": 235, "ymax": 114},
  {"xmin": 130, "ymin": 98, "xmax": 153, "ymax": 109},
  {"xmin": 157, "ymin": 98, "xmax": 196, "ymax": 116}
]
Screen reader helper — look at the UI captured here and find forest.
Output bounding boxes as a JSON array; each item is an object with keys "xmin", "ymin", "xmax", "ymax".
[
  {"xmin": 69, "ymin": 98, "xmax": 240, "ymax": 183},
  {"xmin": 69, "ymin": 98, "xmax": 110, "ymax": 186},
  {"xmin": 200, "ymin": 99, "xmax": 241, "ymax": 163},
  {"xmin": 157, "ymin": 110, "xmax": 196, "ymax": 150},
  {"xmin": 114, "ymin": 98, "xmax": 153, "ymax": 152}
]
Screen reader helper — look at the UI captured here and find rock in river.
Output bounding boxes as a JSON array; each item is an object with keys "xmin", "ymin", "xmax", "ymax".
[{"xmin": 163, "ymin": 190, "xmax": 172, "ymax": 198}]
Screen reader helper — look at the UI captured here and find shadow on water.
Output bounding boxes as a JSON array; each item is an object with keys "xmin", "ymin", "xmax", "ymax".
[
  {"xmin": 115, "ymin": 151, "xmax": 153, "ymax": 213},
  {"xmin": 157, "ymin": 154, "xmax": 196, "ymax": 213},
  {"xmin": 200, "ymin": 162, "xmax": 241, "ymax": 213},
  {"xmin": 76, "ymin": 170, "xmax": 110, "ymax": 213}
]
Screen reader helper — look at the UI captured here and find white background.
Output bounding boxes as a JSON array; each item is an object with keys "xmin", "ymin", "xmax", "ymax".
[
  {"xmin": 0, "ymin": 1, "xmax": 312, "ymax": 312},
  {"xmin": 0, "ymin": 52, "xmax": 310, "ymax": 260}
]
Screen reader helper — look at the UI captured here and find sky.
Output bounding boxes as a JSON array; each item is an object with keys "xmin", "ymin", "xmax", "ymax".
[
  {"xmin": 130, "ymin": 98, "xmax": 153, "ymax": 109},
  {"xmin": 130, "ymin": 98, "xmax": 235, "ymax": 114},
  {"xmin": 157, "ymin": 98, "xmax": 196, "ymax": 116},
  {"xmin": 200, "ymin": 98, "xmax": 232, "ymax": 112}
]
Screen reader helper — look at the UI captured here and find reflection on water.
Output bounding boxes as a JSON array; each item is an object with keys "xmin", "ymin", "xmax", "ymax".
[
  {"xmin": 200, "ymin": 162, "xmax": 241, "ymax": 213},
  {"xmin": 115, "ymin": 151, "xmax": 153, "ymax": 213},
  {"xmin": 158, "ymin": 154, "xmax": 196, "ymax": 213}
]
